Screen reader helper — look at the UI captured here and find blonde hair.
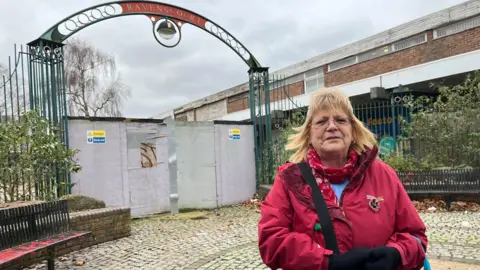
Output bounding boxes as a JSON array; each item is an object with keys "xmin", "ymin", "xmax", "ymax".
[{"xmin": 286, "ymin": 87, "xmax": 377, "ymax": 163}]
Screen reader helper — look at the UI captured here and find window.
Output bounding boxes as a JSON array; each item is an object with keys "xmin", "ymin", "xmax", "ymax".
[
  {"xmin": 392, "ymin": 33, "xmax": 427, "ymax": 51},
  {"xmin": 304, "ymin": 67, "xmax": 325, "ymax": 93},
  {"xmin": 328, "ymin": 56, "xmax": 358, "ymax": 72},
  {"xmin": 326, "ymin": 32, "xmax": 428, "ymax": 73},
  {"xmin": 434, "ymin": 15, "xmax": 480, "ymax": 39},
  {"xmin": 284, "ymin": 73, "xmax": 304, "ymax": 86},
  {"xmin": 358, "ymin": 45, "xmax": 392, "ymax": 62},
  {"xmin": 176, "ymin": 114, "xmax": 187, "ymax": 121}
]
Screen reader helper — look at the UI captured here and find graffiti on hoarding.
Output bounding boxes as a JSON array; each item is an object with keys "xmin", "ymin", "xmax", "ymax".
[{"xmin": 367, "ymin": 116, "xmax": 403, "ymax": 127}]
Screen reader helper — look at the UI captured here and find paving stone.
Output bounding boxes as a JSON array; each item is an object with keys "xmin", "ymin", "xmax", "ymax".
[{"xmin": 29, "ymin": 207, "xmax": 480, "ymax": 269}]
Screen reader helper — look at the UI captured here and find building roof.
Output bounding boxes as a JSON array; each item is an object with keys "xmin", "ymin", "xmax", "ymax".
[
  {"xmin": 152, "ymin": 109, "xmax": 175, "ymax": 120},
  {"xmin": 174, "ymin": 0, "xmax": 480, "ymax": 114}
]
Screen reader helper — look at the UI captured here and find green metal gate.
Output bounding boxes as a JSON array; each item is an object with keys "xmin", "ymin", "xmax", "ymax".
[
  {"xmin": 26, "ymin": 40, "xmax": 69, "ymax": 135},
  {"xmin": 250, "ymin": 77, "xmax": 415, "ymax": 186},
  {"xmin": 249, "ymin": 71, "xmax": 308, "ymax": 187},
  {"xmin": 353, "ymin": 96, "xmax": 412, "ymax": 157},
  {"xmin": 0, "ymin": 40, "xmax": 70, "ymax": 203}
]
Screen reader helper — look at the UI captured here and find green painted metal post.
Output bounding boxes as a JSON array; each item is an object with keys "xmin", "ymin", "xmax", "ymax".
[
  {"xmin": 249, "ymin": 68, "xmax": 260, "ymax": 190},
  {"xmin": 263, "ymin": 69, "xmax": 273, "ymax": 184},
  {"xmin": 257, "ymin": 72, "xmax": 265, "ymax": 185},
  {"xmin": 14, "ymin": 46, "xmax": 21, "ymax": 120},
  {"xmin": 391, "ymin": 94, "xmax": 397, "ymax": 144},
  {"xmin": 2, "ymin": 76, "xmax": 7, "ymax": 122},
  {"xmin": 8, "ymin": 57, "xmax": 14, "ymax": 121},
  {"xmin": 20, "ymin": 46, "xmax": 27, "ymax": 112},
  {"xmin": 39, "ymin": 40, "xmax": 47, "ymax": 119},
  {"xmin": 28, "ymin": 51, "xmax": 35, "ymax": 110},
  {"xmin": 45, "ymin": 54, "xmax": 52, "ymax": 123},
  {"xmin": 249, "ymin": 67, "xmax": 272, "ymax": 187},
  {"xmin": 60, "ymin": 46, "xmax": 72, "ymax": 195}
]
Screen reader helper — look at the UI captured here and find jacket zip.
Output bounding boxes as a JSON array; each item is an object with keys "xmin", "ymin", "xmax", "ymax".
[
  {"xmin": 338, "ymin": 175, "xmax": 365, "ymax": 228},
  {"xmin": 339, "ymin": 182, "xmax": 352, "ymax": 207},
  {"xmin": 339, "ymin": 174, "xmax": 365, "ymax": 206}
]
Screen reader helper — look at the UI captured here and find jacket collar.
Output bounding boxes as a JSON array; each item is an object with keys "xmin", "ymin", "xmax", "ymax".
[{"xmin": 350, "ymin": 145, "xmax": 379, "ymax": 186}]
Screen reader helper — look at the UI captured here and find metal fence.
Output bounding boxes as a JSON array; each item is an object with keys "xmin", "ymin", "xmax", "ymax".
[
  {"xmin": 353, "ymin": 98, "xmax": 412, "ymax": 157},
  {"xmin": 398, "ymin": 169, "xmax": 480, "ymax": 194},
  {"xmin": 253, "ymin": 81, "xmax": 416, "ymax": 185},
  {"xmin": 250, "ymin": 72, "xmax": 308, "ymax": 186},
  {"xmin": 0, "ymin": 40, "xmax": 70, "ymax": 203},
  {"xmin": 251, "ymin": 75, "xmax": 479, "ymax": 188}
]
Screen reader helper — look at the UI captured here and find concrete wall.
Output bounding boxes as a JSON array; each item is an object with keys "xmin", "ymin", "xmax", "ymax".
[
  {"xmin": 68, "ymin": 119, "xmax": 127, "ymax": 207},
  {"xmin": 175, "ymin": 121, "xmax": 255, "ymax": 209},
  {"xmin": 68, "ymin": 118, "xmax": 169, "ymax": 218},
  {"xmin": 214, "ymin": 122, "xmax": 256, "ymax": 206},
  {"xmin": 125, "ymin": 122, "xmax": 170, "ymax": 217},
  {"xmin": 175, "ymin": 121, "xmax": 217, "ymax": 209}
]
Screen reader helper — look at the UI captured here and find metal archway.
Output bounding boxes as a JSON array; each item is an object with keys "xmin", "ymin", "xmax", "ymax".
[
  {"xmin": 35, "ymin": 1, "xmax": 261, "ymax": 69},
  {"xmin": 25, "ymin": 1, "xmax": 272, "ymax": 190}
]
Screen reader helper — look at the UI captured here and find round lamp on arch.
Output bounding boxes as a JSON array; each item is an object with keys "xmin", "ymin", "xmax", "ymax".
[{"xmin": 156, "ymin": 19, "xmax": 177, "ymax": 40}]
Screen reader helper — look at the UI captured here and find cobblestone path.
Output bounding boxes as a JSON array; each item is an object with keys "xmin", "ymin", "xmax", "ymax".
[{"xmin": 34, "ymin": 206, "xmax": 480, "ymax": 269}]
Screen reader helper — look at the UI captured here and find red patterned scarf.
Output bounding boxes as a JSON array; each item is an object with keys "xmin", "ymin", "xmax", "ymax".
[{"xmin": 306, "ymin": 148, "xmax": 359, "ymax": 205}]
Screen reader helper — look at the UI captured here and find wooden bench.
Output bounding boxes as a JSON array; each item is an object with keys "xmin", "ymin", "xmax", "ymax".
[{"xmin": 0, "ymin": 200, "xmax": 92, "ymax": 270}]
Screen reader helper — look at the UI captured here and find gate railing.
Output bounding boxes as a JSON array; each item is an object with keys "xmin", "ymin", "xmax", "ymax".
[
  {"xmin": 249, "ymin": 76, "xmax": 458, "ymax": 186},
  {"xmin": 249, "ymin": 70, "xmax": 307, "ymax": 186},
  {"xmin": 353, "ymin": 97, "xmax": 412, "ymax": 157},
  {"xmin": 0, "ymin": 40, "xmax": 70, "ymax": 203}
]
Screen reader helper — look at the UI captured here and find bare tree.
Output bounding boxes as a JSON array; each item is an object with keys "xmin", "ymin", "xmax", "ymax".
[
  {"xmin": 0, "ymin": 63, "xmax": 29, "ymax": 121},
  {"xmin": 64, "ymin": 38, "xmax": 131, "ymax": 117}
]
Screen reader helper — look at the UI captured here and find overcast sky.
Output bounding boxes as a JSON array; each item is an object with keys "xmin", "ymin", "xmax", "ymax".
[{"xmin": 0, "ymin": 0, "xmax": 468, "ymax": 118}]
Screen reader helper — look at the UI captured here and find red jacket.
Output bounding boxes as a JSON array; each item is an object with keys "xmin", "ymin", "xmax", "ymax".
[{"xmin": 258, "ymin": 147, "xmax": 427, "ymax": 270}]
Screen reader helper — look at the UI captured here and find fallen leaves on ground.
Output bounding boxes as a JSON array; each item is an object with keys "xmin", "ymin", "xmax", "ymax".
[
  {"xmin": 243, "ymin": 194, "xmax": 480, "ymax": 213},
  {"xmin": 413, "ymin": 199, "xmax": 480, "ymax": 213},
  {"xmin": 242, "ymin": 193, "xmax": 262, "ymax": 212},
  {"xmin": 74, "ymin": 259, "xmax": 86, "ymax": 266}
]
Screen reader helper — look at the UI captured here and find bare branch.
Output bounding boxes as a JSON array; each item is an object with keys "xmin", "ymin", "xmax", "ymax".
[
  {"xmin": 64, "ymin": 38, "xmax": 130, "ymax": 117},
  {"xmin": 0, "ymin": 63, "xmax": 30, "ymax": 121}
]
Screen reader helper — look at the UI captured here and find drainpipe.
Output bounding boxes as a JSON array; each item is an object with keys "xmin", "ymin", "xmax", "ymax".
[
  {"xmin": 165, "ymin": 117, "xmax": 179, "ymax": 215},
  {"xmin": 169, "ymin": 153, "xmax": 179, "ymax": 215}
]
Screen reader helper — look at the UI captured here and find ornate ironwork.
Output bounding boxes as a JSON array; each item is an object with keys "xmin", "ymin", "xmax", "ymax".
[
  {"xmin": 42, "ymin": 3, "xmax": 122, "ymax": 41},
  {"xmin": 206, "ymin": 21, "xmax": 251, "ymax": 63},
  {"xmin": 37, "ymin": 1, "xmax": 261, "ymax": 69},
  {"xmin": 28, "ymin": 43, "xmax": 64, "ymax": 62},
  {"xmin": 62, "ymin": 4, "xmax": 119, "ymax": 33}
]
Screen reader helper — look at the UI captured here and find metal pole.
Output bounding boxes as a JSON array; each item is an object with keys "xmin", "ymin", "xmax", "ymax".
[
  {"xmin": 249, "ymin": 69, "xmax": 260, "ymax": 190},
  {"xmin": 165, "ymin": 117, "xmax": 179, "ymax": 215}
]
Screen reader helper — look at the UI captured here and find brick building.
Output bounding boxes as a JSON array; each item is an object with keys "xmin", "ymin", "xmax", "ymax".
[{"xmin": 162, "ymin": 0, "xmax": 480, "ymax": 122}]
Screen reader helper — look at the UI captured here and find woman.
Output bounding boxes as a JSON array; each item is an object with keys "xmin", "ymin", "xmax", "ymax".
[{"xmin": 258, "ymin": 88, "xmax": 427, "ymax": 270}]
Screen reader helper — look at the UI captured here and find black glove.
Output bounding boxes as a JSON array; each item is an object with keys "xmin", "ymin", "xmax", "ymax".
[
  {"xmin": 328, "ymin": 247, "xmax": 371, "ymax": 270},
  {"xmin": 364, "ymin": 246, "xmax": 401, "ymax": 270}
]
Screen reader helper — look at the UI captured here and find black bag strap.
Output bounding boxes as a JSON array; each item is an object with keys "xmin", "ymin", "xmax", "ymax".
[{"xmin": 297, "ymin": 162, "xmax": 339, "ymax": 254}]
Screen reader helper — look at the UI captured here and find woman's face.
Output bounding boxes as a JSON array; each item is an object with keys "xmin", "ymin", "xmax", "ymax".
[{"xmin": 309, "ymin": 109, "xmax": 353, "ymax": 157}]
